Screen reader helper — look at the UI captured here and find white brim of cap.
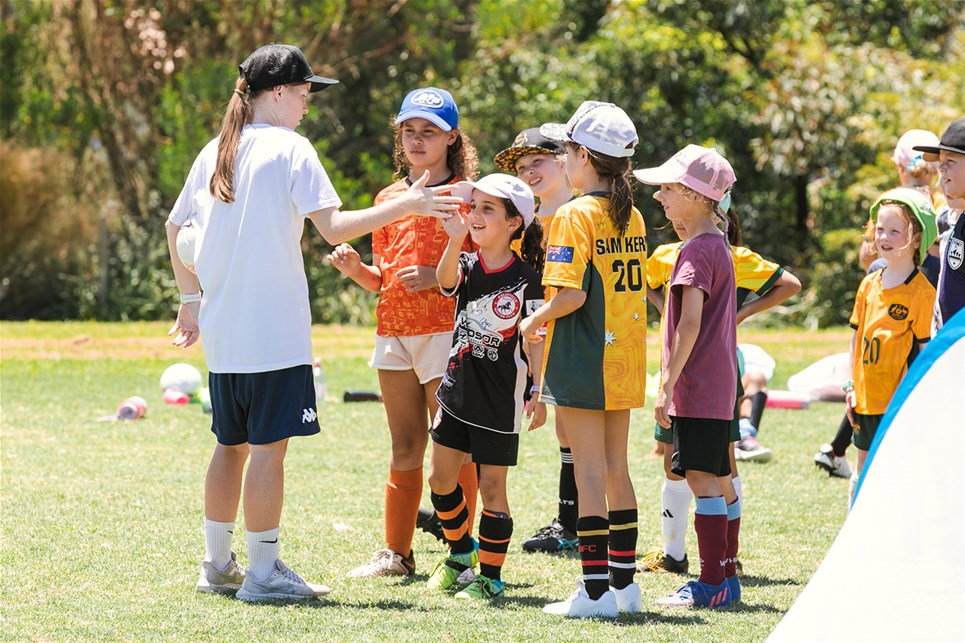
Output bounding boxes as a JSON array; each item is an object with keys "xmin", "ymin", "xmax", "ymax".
[
  {"xmin": 396, "ymin": 110, "xmax": 453, "ymax": 132},
  {"xmin": 632, "ymin": 164, "xmax": 681, "ymax": 185},
  {"xmin": 452, "ymin": 180, "xmax": 535, "ymax": 227}
]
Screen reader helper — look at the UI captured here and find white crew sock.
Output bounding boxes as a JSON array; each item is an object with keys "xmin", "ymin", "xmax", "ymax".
[
  {"xmin": 661, "ymin": 477, "xmax": 693, "ymax": 561},
  {"xmin": 247, "ymin": 527, "xmax": 280, "ymax": 581},
  {"xmin": 204, "ymin": 518, "xmax": 234, "ymax": 569},
  {"xmin": 848, "ymin": 473, "xmax": 859, "ymax": 513},
  {"xmin": 732, "ymin": 475, "xmax": 743, "ymax": 503}
]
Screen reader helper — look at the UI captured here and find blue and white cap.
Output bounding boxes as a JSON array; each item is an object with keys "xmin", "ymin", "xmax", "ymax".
[{"xmin": 396, "ymin": 87, "xmax": 459, "ymax": 131}]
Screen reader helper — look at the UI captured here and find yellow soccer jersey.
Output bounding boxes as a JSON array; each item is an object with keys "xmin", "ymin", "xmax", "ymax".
[
  {"xmin": 647, "ymin": 242, "xmax": 782, "ymax": 302},
  {"xmin": 540, "ymin": 194, "xmax": 648, "ymax": 410},
  {"xmin": 850, "ymin": 269, "xmax": 935, "ymax": 415},
  {"xmin": 646, "ymin": 243, "xmax": 679, "ymax": 291}
]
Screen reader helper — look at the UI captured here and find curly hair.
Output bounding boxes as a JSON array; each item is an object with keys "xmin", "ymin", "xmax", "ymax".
[{"xmin": 390, "ymin": 115, "xmax": 479, "ymax": 181}]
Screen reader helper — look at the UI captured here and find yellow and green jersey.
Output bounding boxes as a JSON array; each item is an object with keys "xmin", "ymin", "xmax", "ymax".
[{"xmin": 540, "ymin": 194, "xmax": 648, "ymax": 410}]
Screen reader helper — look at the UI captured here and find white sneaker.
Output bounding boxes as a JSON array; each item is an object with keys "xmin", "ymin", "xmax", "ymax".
[
  {"xmin": 735, "ymin": 436, "xmax": 772, "ymax": 462},
  {"xmin": 611, "ymin": 583, "xmax": 641, "ymax": 613},
  {"xmin": 346, "ymin": 549, "xmax": 415, "ymax": 578},
  {"xmin": 543, "ymin": 581, "xmax": 618, "ymax": 618},
  {"xmin": 236, "ymin": 560, "xmax": 330, "ymax": 602},
  {"xmin": 196, "ymin": 551, "xmax": 245, "ymax": 594}
]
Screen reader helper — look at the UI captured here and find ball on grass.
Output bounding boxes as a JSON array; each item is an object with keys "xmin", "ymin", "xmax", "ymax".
[{"xmin": 159, "ymin": 363, "xmax": 203, "ymax": 396}]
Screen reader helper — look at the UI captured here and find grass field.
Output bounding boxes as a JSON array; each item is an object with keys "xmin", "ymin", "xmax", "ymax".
[{"xmin": 1, "ymin": 322, "xmax": 855, "ymax": 641}]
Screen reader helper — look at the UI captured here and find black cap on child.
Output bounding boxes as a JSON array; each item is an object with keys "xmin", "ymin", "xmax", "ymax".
[
  {"xmin": 239, "ymin": 44, "xmax": 338, "ymax": 93},
  {"xmin": 913, "ymin": 118, "xmax": 965, "ymax": 161}
]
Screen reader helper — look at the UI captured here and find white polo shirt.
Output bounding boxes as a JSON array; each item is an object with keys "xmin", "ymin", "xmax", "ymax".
[{"xmin": 168, "ymin": 124, "xmax": 341, "ymax": 373}]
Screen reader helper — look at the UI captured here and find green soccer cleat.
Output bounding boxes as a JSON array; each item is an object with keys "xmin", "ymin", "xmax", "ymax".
[
  {"xmin": 455, "ymin": 575, "xmax": 505, "ymax": 600},
  {"xmin": 427, "ymin": 540, "xmax": 478, "ymax": 590}
]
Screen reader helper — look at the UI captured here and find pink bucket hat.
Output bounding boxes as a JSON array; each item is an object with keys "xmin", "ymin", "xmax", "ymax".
[{"xmin": 633, "ymin": 144, "xmax": 736, "ymax": 202}]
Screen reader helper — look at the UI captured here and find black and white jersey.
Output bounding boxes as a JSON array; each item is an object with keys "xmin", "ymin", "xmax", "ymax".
[{"xmin": 437, "ymin": 251, "xmax": 544, "ymax": 434}]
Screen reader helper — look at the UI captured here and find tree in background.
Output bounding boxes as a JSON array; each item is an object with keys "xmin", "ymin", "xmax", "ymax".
[{"xmin": 2, "ymin": 0, "xmax": 963, "ymax": 325}]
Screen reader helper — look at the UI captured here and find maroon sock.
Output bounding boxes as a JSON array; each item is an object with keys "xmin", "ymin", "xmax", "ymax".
[
  {"xmin": 694, "ymin": 496, "xmax": 727, "ymax": 586},
  {"xmin": 724, "ymin": 498, "xmax": 741, "ymax": 578}
]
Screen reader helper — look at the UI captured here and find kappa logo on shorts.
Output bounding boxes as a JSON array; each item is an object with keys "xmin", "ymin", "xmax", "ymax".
[
  {"xmin": 888, "ymin": 303, "xmax": 909, "ymax": 321},
  {"xmin": 409, "ymin": 89, "xmax": 445, "ymax": 109},
  {"xmin": 302, "ymin": 408, "xmax": 317, "ymax": 423},
  {"xmin": 547, "ymin": 245, "xmax": 574, "ymax": 263},
  {"xmin": 948, "ymin": 237, "xmax": 964, "ymax": 271},
  {"xmin": 492, "ymin": 292, "xmax": 521, "ymax": 319}
]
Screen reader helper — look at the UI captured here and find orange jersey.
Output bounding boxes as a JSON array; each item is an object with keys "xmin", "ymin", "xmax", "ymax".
[
  {"xmin": 372, "ymin": 176, "xmax": 471, "ymax": 336},
  {"xmin": 850, "ymin": 269, "xmax": 935, "ymax": 414}
]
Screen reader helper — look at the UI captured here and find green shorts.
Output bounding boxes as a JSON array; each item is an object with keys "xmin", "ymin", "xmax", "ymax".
[{"xmin": 851, "ymin": 413, "xmax": 883, "ymax": 451}]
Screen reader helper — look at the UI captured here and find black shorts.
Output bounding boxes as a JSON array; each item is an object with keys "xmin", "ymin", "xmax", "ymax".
[
  {"xmin": 671, "ymin": 415, "xmax": 731, "ymax": 477},
  {"xmin": 209, "ymin": 364, "xmax": 320, "ymax": 446},
  {"xmin": 851, "ymin": 413, "xmax": 883, "ymax": 451},
  {"xmin": 430, "ymin": 407, "xmax": 519, "ymax": 466}
]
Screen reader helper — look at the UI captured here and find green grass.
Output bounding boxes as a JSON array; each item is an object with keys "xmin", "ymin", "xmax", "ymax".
[{"xmin": 1, "ymin": 322, "xmax": 853, "ymax": 641}]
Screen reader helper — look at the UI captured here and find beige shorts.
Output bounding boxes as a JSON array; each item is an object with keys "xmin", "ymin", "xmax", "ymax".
[{"xmin": 368, "ymin": 332, "xmax": 452, "ymax": 384}]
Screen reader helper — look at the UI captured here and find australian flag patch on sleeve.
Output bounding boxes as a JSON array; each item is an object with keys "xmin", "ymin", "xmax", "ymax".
[{"xmin": 547, "ymin": 245, "xmax": 574, "ymax": 263}]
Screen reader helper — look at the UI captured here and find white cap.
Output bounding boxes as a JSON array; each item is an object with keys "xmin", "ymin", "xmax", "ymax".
[
  {"xmin": 893, "ymin": 129, "xmax": 939, "ymax": 169},
  {"xmin": 539, "ymin": 101, "xmax": 638, "ymax": 158},
  {"xmin": 453, "ymin": 174, "xmax": 536, "ymax": 227}
]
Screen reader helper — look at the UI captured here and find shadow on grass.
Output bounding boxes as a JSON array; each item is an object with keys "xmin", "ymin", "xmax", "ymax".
[
  {"xmin": 739, "ymin": 574, "xmax": 801, "ymax": 588},
  {"xmin": 726, "ymin": 601, "xmax": 784, "ymax": 614}
]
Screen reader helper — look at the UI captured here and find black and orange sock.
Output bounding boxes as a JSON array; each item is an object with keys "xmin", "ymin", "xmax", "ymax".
[
  {"xmin": 385, "ymin": 466, "xmax": 422, "ymax": 556},
  {"xmin": 577, "ymin": 515, "xmax": 609, "ymax": 600},
  {"xmin": 430, "ymin": 485, "xmax": 473, "ymax": 555},
  {"xmin": 608, "ymin": 508, "xmax": 637, "ymax": 590},
  {"xmin": 458, "ymin": 462, "xmax": 479, "ymax": 536},
  {"xmin": 478, "ymin": 509, "xmax": 513, "ymax": 580}
]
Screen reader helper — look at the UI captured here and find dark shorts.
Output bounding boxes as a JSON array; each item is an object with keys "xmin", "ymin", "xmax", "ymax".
[
  {"xmin": 209, "ymin": 365, "xmax": 320, "ymax": 446},
  {"xmin": 654, "ymin": 380, "xmax": 743, "ymax": 445},
  {"xmin": 851, "ymin": 413, "xmax": 883, "ymax": 451},
  {"xmin": 671, "ymin": 415, "xmax": 732, "ymax": 478},
  {"xmin": 430, "ymin": 407, "xmax": 518, "ymax": 466}
]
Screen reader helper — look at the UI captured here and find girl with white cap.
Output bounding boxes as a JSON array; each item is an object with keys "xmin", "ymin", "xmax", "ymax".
[
  {"xmin": 426, "ymin": 174, "xmax": 547, "ymax": 601},
  {"xmin": 520, "ymin": 101, "xmax": 647, "ymax": 618}
]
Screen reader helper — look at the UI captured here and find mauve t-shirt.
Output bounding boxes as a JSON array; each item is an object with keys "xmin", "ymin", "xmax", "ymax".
[{"xmin": 662, "ymin": 232, "xmax": 737, "ymax": 420}]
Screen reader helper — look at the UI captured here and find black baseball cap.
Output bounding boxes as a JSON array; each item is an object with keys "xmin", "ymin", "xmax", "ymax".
[
  {"xmin": 913, "ymin": 117, "xmax": 965, "ymax": 161},
  {"xmin": 239, "ymin": 44, "xmax": 338, "ymax": 93},
  {"xmin": 494, "ymin": 128, "xmax": 566, "ymax": 173}
]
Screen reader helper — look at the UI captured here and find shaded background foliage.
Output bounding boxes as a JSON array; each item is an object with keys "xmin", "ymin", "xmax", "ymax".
[{"xmin": 2, "ymin": 0, "xmax": 963, "ymax": 326}]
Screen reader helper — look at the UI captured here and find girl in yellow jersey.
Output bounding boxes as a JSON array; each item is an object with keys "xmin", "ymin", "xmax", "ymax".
[
  {"xmin": 846, "ymin": 187, "xmax": 936, "ymax": 507},
  {"xmin": 520, "ymin": 102, "xmax": 646, "ymax": 618}
]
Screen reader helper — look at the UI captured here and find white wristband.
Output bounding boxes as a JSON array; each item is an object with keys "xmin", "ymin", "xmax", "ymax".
[
  {"xmin": 530, "ymin": 385, "xmax": 541, "ymax": 393},
  {"xmin": 180, "ymin": 292, "xmax": 202, "ymax": 304}
]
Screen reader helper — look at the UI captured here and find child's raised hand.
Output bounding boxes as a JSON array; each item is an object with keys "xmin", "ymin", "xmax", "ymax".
[
  {"xmin": 326, "ymin": 243, "xmax": 362, "ymax": 277},
  {"xmin": 407, "ymin": 170, "xmax": 462, "ymax": 218},
  {"xmin": 441, "ymin": 207, "xmax": 470, "ymax": 240},
  {"xmin": 525, "ymin": 397, "xmax": 547, "ymax": 431}
]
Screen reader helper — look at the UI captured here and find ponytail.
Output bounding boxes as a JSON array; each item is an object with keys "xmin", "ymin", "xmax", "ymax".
[
  {"xmin": 210, "ymin": 78, "xmax": 253, "ymax": 203},
  {"xmin": 575, "ymin": 144, "xmax": 634, "ymax": 235},
  {"xmin": 723, "ymin": 203, "xmax": 741, "ymax": 246},
  {"xmin": 519, "ymin": 218, "xmax": 545, "ymax": 274}
]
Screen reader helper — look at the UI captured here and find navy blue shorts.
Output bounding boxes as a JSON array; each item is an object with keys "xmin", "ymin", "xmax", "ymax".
[
  {"xmin": 208, "ymin": 365, "xmax": 320, "ymax": 446},
  {"xmin": 671, "ymin": 415, "xmax": 731, "ymax": 478},
  {"xmin": 430, "ymin": 407, "xmax": 518, "ymax": 466}
]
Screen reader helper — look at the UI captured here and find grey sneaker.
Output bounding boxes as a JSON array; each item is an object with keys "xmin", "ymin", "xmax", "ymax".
[
  {"xmin": 236, "ymin": 560, "xmax": 331, "ymax": 602},
  {"xmin": 814, "ymin": 444, "xmax": 852, "ymax": 478},
  {"xmin": 346, "ymin": 549, "xmax": 415, "ymax": 578},
  {"xmin": 196, "ymin": 551, "xmax": 245, "ymax": 594}
]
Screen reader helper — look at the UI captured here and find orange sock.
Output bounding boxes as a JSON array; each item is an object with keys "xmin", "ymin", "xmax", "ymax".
[
  {"xmin": 458, "ymin": 462, "xmax": 479, "ymax": 536},
  {"xmin": 385, "ymin": 466, "xmax": 423, "ymax": 555}
]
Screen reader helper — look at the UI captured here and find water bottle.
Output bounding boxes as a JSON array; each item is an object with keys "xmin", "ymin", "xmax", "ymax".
[{"xmin": 313, "ymin": 358, "xmax": 327, "ymax": 404}]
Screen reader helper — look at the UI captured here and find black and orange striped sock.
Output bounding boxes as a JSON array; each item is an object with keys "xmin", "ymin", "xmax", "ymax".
[
  {"xmin": 608, "ymin": 508, "xmax": 637, "ymax": 589},
  {"xmin": 478, "ymin": 509, "xmax": 513, "ymax": 581},
  {"xmin": 458, "ymin": 462, "xmax": 479, "ymax": 536},
  {"xmin": 577, "ymin": 515, "xmax": 609, "ymax": 600},
  {"xmin": 430, "ymin": 485, "xmax": 474, "ymax": 555}
]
